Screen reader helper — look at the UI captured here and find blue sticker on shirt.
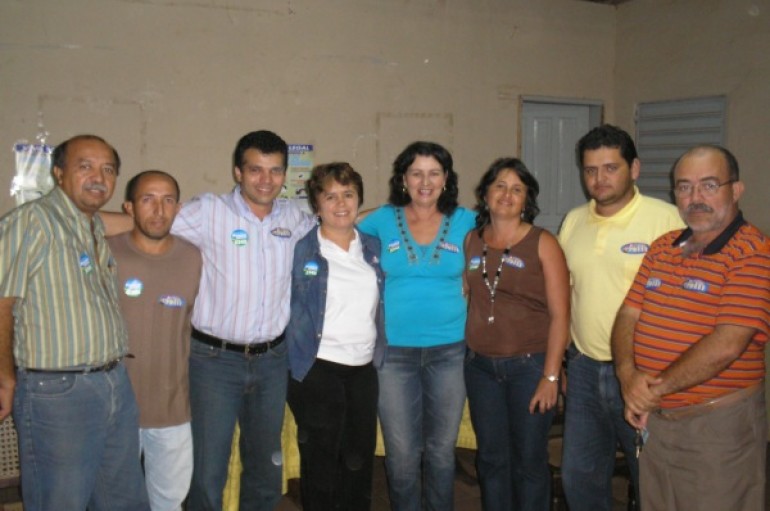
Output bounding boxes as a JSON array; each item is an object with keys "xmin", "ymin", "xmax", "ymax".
[
  {"xmin": 645, "ymin": 277, "xmax": 662, "ymax": 289},
  {"xmin": 303, "ymin": 261, "xmax": 319, "ymax": 276},
  {"xmin": 682, "ymin": 279, "xmax": 709, "ymax": 293},
  {"xmin": 503, "ymin": 255, "xmax": 525, "ymax": 269},
  {"xmin": 79, "ymin": 252, "xmax": 93, "ymax": 274},
  {"xmin": 438, "ymin": 241, "xmax": 459, "ymax": 253},
  {"xmin": 124, "ymin": 278, "xmax": 143, "ymax": 297},
  {"xmin": 387, "ymin": 239, "xmax": 400, "ymax": 253},
  {"xmin": 468, "ymin": 256, "xmax": 481, "ymax": 271},
  {"xmin": 621, "ymin": 242, "xmax": 650, "ymax": 255},
  {"xmin": 271, "ymin": 227, "xmax": 292, "ymax": 238},
  {"xmin": 159, "ymin": 295, "xmax": 186, "ymax": 308},
  {"xmin": 231, "ymin": 229, "xmax": 248, "ymax": 246}
]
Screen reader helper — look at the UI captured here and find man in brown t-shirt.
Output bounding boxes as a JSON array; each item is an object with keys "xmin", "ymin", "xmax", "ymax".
[{"xmin": 108, "ymin": 170, "xmax": 202, "ymax": 511}]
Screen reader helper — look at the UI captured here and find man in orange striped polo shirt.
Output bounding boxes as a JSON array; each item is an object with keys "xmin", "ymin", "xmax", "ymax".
[{"xmin": 612, "ymin": 145, "xmax": 770, "ymax": 511}]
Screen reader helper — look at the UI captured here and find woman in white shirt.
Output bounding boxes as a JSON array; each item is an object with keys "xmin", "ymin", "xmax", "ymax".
[{"xmin": 286, "ymin": 162, "xmax": 386, "ymax": 511}]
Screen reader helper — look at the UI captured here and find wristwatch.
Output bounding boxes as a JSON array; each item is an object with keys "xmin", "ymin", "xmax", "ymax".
[{"xmin": 543, "ymin": 374, "xmax": 559, "ymax": 383}]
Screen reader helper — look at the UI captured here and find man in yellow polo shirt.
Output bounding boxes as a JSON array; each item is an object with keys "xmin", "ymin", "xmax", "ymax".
[{"xmin": 558, "ymin": 125, "xmax": 683, "ymax": 511}]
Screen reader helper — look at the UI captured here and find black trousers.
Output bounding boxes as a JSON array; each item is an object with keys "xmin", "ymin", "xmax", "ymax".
[{"xmin": 287, "ymin": 359, "xmax": 379, "ymax": 511}]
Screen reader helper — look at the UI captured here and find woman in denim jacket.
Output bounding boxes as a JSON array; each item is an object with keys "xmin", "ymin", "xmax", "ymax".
[{"xmin": 286, "ymin": 162, "xmax": 386, "ymax": 511}]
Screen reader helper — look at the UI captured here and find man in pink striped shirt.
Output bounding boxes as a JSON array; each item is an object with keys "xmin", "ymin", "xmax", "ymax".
[{"xmin": 173, "ymin": 131, "xmax": 315, "ymax": 511}]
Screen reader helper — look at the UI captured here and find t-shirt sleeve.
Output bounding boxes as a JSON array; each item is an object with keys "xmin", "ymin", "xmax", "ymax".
[
  {"xmin": 717, "ymin": 248, "xmax": 770, "ymax": 339},
  {"xmin": 357, "ymin": 207, "xmax": 383, "ymax": 237}
]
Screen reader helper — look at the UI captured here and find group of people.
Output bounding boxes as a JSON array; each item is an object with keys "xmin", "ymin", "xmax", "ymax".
[{"xmin": 0, "ymin": 123, "xmax": 767, "ymax": 511}]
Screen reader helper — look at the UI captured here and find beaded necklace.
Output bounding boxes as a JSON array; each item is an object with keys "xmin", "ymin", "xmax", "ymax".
[
  {"xmin": 395, "ymin": 207, "xmax": 451, "ymax": 265},
  {"xmin": 481, "ymin": 243, "xmax": 511, "ymax": 324}
]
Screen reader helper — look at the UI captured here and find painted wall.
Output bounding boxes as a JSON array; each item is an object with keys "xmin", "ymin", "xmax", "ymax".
[
  {"xmin": 0, "ymin": 0, "xmax": 615, "ymax": 217},
  {"xmin": 614, "ymin": 0, "xmax": 770, "ymax": 233}
]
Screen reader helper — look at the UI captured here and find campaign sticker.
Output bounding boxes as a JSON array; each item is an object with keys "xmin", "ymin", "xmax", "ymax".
[
  {"xmin": 159, "ymin": 295, "xmax": 186, "ymax": 308},
  {"xmin": 303, "ymin": 261, "xmax": 319, "ymax": 276},
  {"xmin": 683, "ymin": 279, "xmax": 709, "ymax": 293},
  {"xmin": 438, "ymin": 241, "xmax": 459, "ymax": 253},
  {"xmin": 271, "ymin": 227, "xmax": 292, "ymax": 238},
  {"xmin": 124, "ymin": 278, "xmax": 143, "ymax": 297},
  {"xmin": 468, "ymin": 256, "xmax": 481, "ymax": 271},
  {"xmin": 621, "ymin": 242, "xmax": 650, "ymax": 255},
  {"xmin": 503, "ymin": 255, "xmax": 525, "ymax": 269},
  {"xmin": 79, "ymin": 252, "xmax": 93, "ymax": 274},
  {"xmin": 645, "ymin": 277, "xmax": 662, "ymax": 289},
  {"xmin": 231, "ymin": 229, "xmax": 248, "ymax": 246},
  {"xmin": 387, "ymin": 239, "xmax": 400, "ymax": 253}
]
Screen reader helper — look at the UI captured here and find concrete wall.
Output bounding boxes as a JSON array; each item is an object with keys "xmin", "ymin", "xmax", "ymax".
[
  {"xmin": 615, "ymin": 0, "xmax": 770, "ymax": 232},
  {"xmin": 0, "ymin": 0, "xmax": 616, "ymax": 216}
]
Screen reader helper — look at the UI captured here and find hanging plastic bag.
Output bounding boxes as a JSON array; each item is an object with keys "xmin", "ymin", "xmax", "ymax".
[{"xmin": 11, "ymin": 140, "xmax": 54, "ymax": 206}]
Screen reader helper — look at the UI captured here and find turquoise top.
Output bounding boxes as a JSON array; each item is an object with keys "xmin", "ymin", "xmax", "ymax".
[{"xmin": 358, "ymin": 205, "xmax": 476, "ymax": 348}]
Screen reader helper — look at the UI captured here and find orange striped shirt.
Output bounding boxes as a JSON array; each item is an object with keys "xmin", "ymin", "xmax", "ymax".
[{"xmin": 624, "ymin": 216, "xmax": 770, "ymax": 408}]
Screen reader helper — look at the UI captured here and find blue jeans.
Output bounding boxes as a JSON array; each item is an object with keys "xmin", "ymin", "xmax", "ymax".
[
  {"xmin": 377, "ymin": 341, "xmax": 466, "ymax": 511},
  {"xmin": 187, "ymin": 338, "xmax": 288, "ymax": 511},
  {"xmin": 561, "ymin": 345, "xmax": 639, "ymax": 511},
  {"xmin": 13, "ymin": 363, "xmax": 150, "ymax": 511},
  {"xmin": 465, "ymin": 350, "xmax": 553, "ymax": 511}
]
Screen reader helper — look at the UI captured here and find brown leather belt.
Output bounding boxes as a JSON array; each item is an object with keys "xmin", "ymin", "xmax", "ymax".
[
  {"xmin": 192, "ymin": 327, "xmax": 284, "ymax": 355},
  {"xmin": 656, "ymin": 383, "xmax": 763, "ymax": 421},
  {"xmin": 25, "ymin": 358, "xmax": 122, "ymax": 374}
]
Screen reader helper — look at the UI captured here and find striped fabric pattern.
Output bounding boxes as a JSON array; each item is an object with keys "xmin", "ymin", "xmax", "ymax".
[
  {"xmin": 0, "ymin": 187, "xmax": 127, "ymax": 368},
  {"xmin": 172, "ymin": 188, "xmax": 315, "ymax": 343},
  {"xmin": 625, "ymin": 222, "xmax": 770, "ymax": 408}
]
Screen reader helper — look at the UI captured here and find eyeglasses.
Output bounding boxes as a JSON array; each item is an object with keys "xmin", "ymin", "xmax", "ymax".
[{"xmin": 673, "ymin": 179, "xmax": 735, "ymax": 197}]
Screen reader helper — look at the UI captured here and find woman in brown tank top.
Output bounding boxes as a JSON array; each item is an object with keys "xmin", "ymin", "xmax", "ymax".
[{"xmin": 463, "ymin": 157, "xmax": 570, "ymax": 511}]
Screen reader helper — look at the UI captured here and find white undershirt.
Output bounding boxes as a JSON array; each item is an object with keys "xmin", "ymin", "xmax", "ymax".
[{"xmin": 316, "ymin": 229, "xmax": 378, "ymax": 366}]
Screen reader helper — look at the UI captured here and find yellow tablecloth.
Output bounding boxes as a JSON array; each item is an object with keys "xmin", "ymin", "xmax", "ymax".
[{"xmin": 222, "ymin": 402, "xmax": 477, "ymax": 510}]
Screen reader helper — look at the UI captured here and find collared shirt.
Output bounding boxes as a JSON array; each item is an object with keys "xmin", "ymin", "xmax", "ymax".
[
  {"xmin": 171, "ymin": 187, "xmax": 315, "ymax": 343},
  {"xmin": 0, "ymin": 187, "xmax": 127, "ymax": 368},
  {"xmin": 625, "ymin": 212, "xmax": 770, "ymax": 408},
  {"xmin": 558, "ymin": 189, "xmax": 684, "ymax": 361},
  {"xmin": 316, "ymin": 229, "xmax": 379, "ymax": 366}
]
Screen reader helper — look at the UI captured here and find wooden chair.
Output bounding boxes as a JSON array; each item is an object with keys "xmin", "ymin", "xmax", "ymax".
[{"xmin": 0, "ymin": 417, "xmax": 20, "ymax": 490}]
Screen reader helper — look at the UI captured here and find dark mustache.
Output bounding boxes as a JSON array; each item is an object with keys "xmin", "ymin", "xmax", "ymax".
[{"xmin": 687, "ymin": 203, "xmax": 713, "ymax": 213}]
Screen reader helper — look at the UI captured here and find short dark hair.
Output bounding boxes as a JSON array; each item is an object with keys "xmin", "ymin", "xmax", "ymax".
[
  {"xmin": 576, "ymin": 124, "xmax": 638, "ymax": 169},
  {"xmin": 305, "ymin": 162, "xmax": 364, "ymax": 214},
  {"xmin": 387, "ymin": 141, "xmax": 459, "ymax": 215},
  {"xmin": 124, "ymin": 170, "xmax": 181, "ymax": 202},
  {"xmin": 52, "ymin": 134, "xmax": 121, "ymax": 175},
  {"xmin": 672, "ymin": 144, "xmax": 740, "ymax": 181},
  {"xmin": 473, "ymin": 157, "xmax": 540, "ymax": 232},
  {"xmin": 232, "ymin": 130, "xmax": 288, "ymax": 170}
]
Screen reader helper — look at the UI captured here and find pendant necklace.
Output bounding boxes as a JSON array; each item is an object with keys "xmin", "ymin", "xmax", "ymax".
[
  {"xmin": 481, "ymin": 243, "xmax": 511, "ymax": 324},
  {"xmin": 395, "ymin": 207, "xmax": 451, "ymax": 265}
]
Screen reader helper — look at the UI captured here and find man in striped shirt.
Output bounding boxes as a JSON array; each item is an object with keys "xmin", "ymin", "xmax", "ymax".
[
  {"xmin": 612, "ymin": 145, "xmax": 770, "ymax": 511},
  {"xmin": 0, "ymin": 135, "xmax": 150, "ymax": 510},
  {"xmin": 175, "ymin": 131, "xmax": 315, "ymax": 511}
]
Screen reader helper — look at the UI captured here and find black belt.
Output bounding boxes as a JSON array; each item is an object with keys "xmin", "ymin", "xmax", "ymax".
[
  {"xmin": 192, "ymin": 328, "xmax": 284, "ymax": 355},
  {"xmin": 25, "ymin": 358, "xmax": 122, "ymax": 374}
]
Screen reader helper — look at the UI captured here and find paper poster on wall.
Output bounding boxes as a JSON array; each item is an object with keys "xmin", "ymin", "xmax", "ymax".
[{"xmin": 283, "ymin": 144, "xmax": 313, "ymax": 200}]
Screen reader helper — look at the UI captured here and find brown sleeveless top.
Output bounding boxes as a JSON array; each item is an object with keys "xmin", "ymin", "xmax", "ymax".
[{"xmin": 464, "ymin": 226, "xmax": 550, "ymax": 357}]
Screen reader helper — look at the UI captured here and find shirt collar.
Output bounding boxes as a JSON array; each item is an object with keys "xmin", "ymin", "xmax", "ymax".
[
  {"xmin": 672, "ymin": 210, "xmax": 746, "ymax": 255},
  {"xmin": 48, "ymin": 186, "xmax": 105, "ymax": 237},
  {"xmin": 231, "ymin": 185, "xmax": 280, "ymax": 220}
]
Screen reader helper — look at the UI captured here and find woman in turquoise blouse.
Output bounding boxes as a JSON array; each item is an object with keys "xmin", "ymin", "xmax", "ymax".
[{"xmin": 358, "ymin": 141, "xmax": 476, "ymax": 511}]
